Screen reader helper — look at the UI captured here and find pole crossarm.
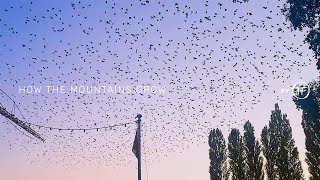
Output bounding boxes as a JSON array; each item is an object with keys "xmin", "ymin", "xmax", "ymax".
[{"xmin": 0, "ymin": 106, "xmax": 45, "ymax": 141}]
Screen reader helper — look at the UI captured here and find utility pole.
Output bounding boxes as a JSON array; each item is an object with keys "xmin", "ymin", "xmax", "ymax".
[
  {"xmin": 0, "ymin": 106, "xmax": 45, "ymax": 141},
  {"xmin": 137, "ymin": 114, "xmax": 142, "ymax": 180},
  {"xmin": 0, "ymin": 89, "xmax": 44, "ymax": 141}
]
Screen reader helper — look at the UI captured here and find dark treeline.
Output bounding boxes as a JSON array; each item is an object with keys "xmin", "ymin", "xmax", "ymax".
[{"xmin": 208, "ymin": 79, "xmax": 320, "ymax": 180}]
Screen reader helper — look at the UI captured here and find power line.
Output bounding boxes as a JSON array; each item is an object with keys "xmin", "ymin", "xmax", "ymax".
[
  {"xmin": 27, "ymin": 121, "xmax": 137, "ymax": 132},
  {"xmin": 4, "ymin": 115, "xmax": 36, "ymax": 140},
  {"xmin": 0, "ymin": 106, "xmax": 45, "ymax": 141},
  {"xmin": 0, "ymin": 88, "xmax": 136, "ymax": 133}
]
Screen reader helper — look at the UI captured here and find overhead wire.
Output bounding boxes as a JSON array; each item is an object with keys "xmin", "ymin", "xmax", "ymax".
[{"xmin": 0, "ymin": 88, "xmax": 137, "ymax": 132}]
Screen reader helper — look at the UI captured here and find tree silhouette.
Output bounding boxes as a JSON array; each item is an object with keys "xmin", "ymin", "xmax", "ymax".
[
  {"xmin": 262, "ymin": 103, "xmax": 304, "ymax": 180},
  {"xmin": 208, "ymin": 128, "xmax": 227, "ymax": 180},
  {"xmin": 243, "ymin": 121, "xmax": 264, "ymax": 180},
  {"xmin": 261, "ymin": 126, "xmax": 278, "ymax": 180},
  {"xmin": 293, "ymin": 80, "xmax": 320, "ymax": 180},
  {"xmin": 228, "ymin": 128, "xmax": 246, "ymax": 180},
  {"xmin": 282, "ymin": 0, "xmax": 320, "ymax": 69}
]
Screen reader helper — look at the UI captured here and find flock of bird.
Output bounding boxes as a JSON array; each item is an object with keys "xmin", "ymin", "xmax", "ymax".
[{"xmin": 0, "ymin": 0, "xmax": 316, "ymax": 169}]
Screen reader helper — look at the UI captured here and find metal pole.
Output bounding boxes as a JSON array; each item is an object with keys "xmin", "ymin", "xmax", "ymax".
[{"xmin": 137, "ymin": 114, "xmax": 142, "ymax": 180}]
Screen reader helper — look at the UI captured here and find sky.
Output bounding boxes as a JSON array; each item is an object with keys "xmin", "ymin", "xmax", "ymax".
[{"xmin": 0, "ymin": 0, "xmax": 319, "ymax": 179}]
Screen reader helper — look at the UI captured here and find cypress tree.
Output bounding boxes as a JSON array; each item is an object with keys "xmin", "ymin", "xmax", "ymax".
[
  {"xmin": 208, "ymin": 128, "xmax": 226, "ymax": 180},
  {"xmin": 243, "ymin": 121, "xmax": 264, "ymax": 180},
  {"xmin": 228, "ymin": 128, "xmax": 246, "ymax": 180},
  {"xmin": 262, "ymin": 103, "xmax": 304, "ymax": 180},
  {"xmin": 261, "ymin": 126, "xmax": 277, "ymax": 180}
]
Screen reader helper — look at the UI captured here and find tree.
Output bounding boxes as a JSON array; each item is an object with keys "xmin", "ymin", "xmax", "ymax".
[
  {"xmin": 293, "ymin": 80, "xmax": 320, "ymax": 180},
  {"xmin": 261, "ymin": 103, "xmax": 304, "ymax": 180},
  {"xmin": 282, "ymin": 0, "xmax": 320, "ymax": 70},
  {"xmin": 208, "ymin": 128, "xmax": 226, "ymax": 180},
  {"xmin": 243, "ymin": 121, "xmax": 264, "ymax": 180},
  {"xmin": 228, "ymin": 128, "xmax": 246, "ymax": 180},
  {"xmin": 261, "ymin": 126, "xmax": 278, "ymax": 180}
]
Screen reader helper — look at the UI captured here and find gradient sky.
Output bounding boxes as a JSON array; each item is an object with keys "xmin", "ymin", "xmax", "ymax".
[{"xmin": 0, "ymin": 0, "xmax": 319, "ymax": 180}]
